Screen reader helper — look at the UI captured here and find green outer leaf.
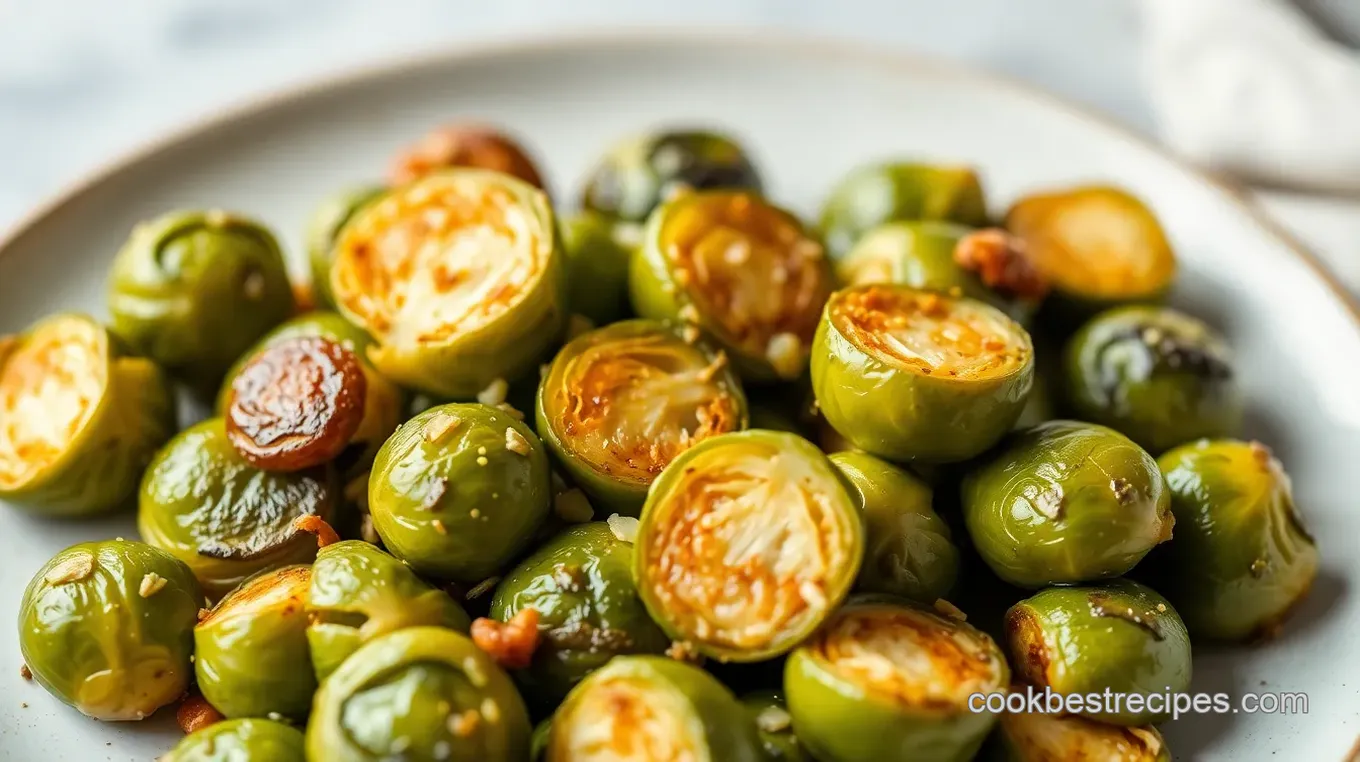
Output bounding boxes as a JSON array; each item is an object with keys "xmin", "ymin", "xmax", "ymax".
[
  {"xmin": 819, "ymin": 162, "xmax": 988, "ymax": 262},
  {"xmin": 163, "ymin": 719, "xmax": 306, "ymax": 762}
]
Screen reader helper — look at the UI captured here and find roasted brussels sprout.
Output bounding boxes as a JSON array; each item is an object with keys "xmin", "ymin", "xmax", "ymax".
[
  {"xmin": 992, "ymin": 710, "xmax": 1171, "ymax": 762},
  {"xmin": 330, "ymin": 170, "xmax": 567, "ymax": 398},
  {"xmin": 1151, "ymin": 439, "xmax": 1318, "ymax": 641},
  {"xmin": 307, "ymin": 185, "xmax": 384, "ymax": 309},
  {"xmin": 306, "ymin": 626, "xmax": 531, "ymax": 762},
  {"xmin": 582, "ymin": 129, "xmax": 763, "ymax": 222},
  {"xmin": 389, "ymin": 123, "xmax": 546, "ymax": 189},
  {"xmin": 490, "ymin": 522, "xmax": 670, "ymax": 704},
  {"xmin": 561, "ymin": 211, "xmax": 640, "ymax": 325},
  {"xmin": 531, "ymin": 719, "xmax": 552, "ymax": 761},
  {"xmin": 369, "ymin": 403, "xmax": 551, "ymax": 581},
  {"xmin": 1063, "ymin": 305, "xmax": 1242, "ymax": 453},
  {"xmin": 18, "ymin": 539, "xmax": 202, "ymax": 720},
  {"xmin": 634, "ymin": 430, "xmax": 863, "ymax": 661},
  {"xmin": 0, "ymin": 313, "xmax": 175, "ymax": 516},
  {"xmin": 742, "ymin": 690, "xmax": 809, "ymax": 762},
  {"xmin": 811, "ymin": 285, "xmax": 1033, "ymax": 462},
  {"xmin": 138, "ymin": 418, "xmax": 338, "ymax": 597},
  {"xmin": 631, "ymin": 190, "xmax": 833, "ymax": 382},
  {"xmin": 1005, "ymin": 579, "xmax": 1192, "ymax": 725},
  {"xmin": 107, "ymin": 209, "xmax": 294, "ymax": 392},
  {"xmin": 819, "ymin": 162, "xmax": 988, "ymax": 261},
  {"xmin": 536, "ymin": 319, "xmax": 747, "ymax": 515},
  {"xmin": 1005, "ymin": 186, "xmax": 1176, "ymax": 315},
  {"xmin": 307, "ymin": 539, "xmax": 471, "ymax": 681},
  {"xmin": 547, "ymin": 655, "xmax": 763, "ymax": 762},
  {"xmin": 962, "ymin": 421, "xmax": 1172, "ymax": 588},
  {"xmin": 785, "ymin": 597, "xmax": 1008, "ymax": 762},
  {"xmin": 163, "ymin": 718, "xmax": 306, "ymax": 762},
  {"xmin": 829, "ymin": 451, "xmax": 959, "ymax": 603},
  {"xmin": 194, "ymin": 565, "xmax": 314, "ymax": 720}
]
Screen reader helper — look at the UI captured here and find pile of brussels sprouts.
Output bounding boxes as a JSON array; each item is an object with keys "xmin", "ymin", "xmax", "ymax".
[{"xmin": 2, "ymin": 123, "xmax": 1319, "ymax": 762}]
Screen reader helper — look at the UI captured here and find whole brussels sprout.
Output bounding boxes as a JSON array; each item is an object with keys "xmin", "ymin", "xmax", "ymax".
[
  {"xmin": 962, "ymin": 420, "xmax": 1173, "ymax": 588},
  {"xmin": 163, "ymin": 718, "xmax": 306, "ymax": 762},
  {"xmin": 631, "ymin": 190, "xmax": 834, "ymax": 382},
  {"xmin": 307, "ymin": 185, "xmax": 384, "ymax": 309},
  {"xmin": 306, "ymin": 626, "xmax": 531, "ymax": 762},
  {"xmin": 785, "ymin": 597, "xmax": 1008, "ymax": 762},
  {"xmin": 389, "ymin": 123, "xmax": 546, "ymax": 189},
  {"xmin": 633, "ymin": 430, "xmax": 863, "ymax": 662},
  {"xmin": 536, "ymin": 319, "xmax": 747, "ymax": 515},
  {"xmin": 107, "ymin": 209, "xmax": 294, "ymax": 392},
  {"xmin": 561, "ymin": 211, "xmax": 640, "ymax": 326},
  {"xmin": 490, "ymin": 522, "xmax": 670, "ymax": 705},
  {"xmin": 0, "ymin": 313, "xmax": 175, "ymax": 516},
  {"xmin": 307, "ymin": 539, "xmax": 470, "ymax": 681},
  {"xmin": 992, "ymin": 710, "xmax": 1171, "ymax": 762},
  {"xmin": 329, "ymin": 169, "xmax": 567, "ymax": 398},
  {"xmin": 547, "ymin": 655, "xmax": 763, "ymax": 762},
  {"xmin": 742, "ymin": 690, "xmax": 809, "ymax": 762},
  {"xmin": 582, "ymin": 128, "xmax": 763, "ymax": 222},
  {"xmin": 819, "ymin": 162, "xmax": 988, "ymax": 261},
  {"xmin": 138, "ymin": 418, "xmax": 339, "ymax": 597},
  {"xmin": 1150, "ymin": 439, "xmax": 1318, "ymax": 641},
  {"xmin": 18, "ymin": 539, "xmax": 202, "ymax": 720},
  {"xmin": 1063, "ymin": 305, "xmax": 1242, "ymax": 453},
  {"xmin": 1005, "ymin": 579, "xmax": 1192, "ymax": 725},
  {"xmin": 812, "ymin": 285, "xmax": 1034, "ymax": 463},
  {"xmin": 369, "ymin": 403, "xmax": 551, "ymax": 581}
]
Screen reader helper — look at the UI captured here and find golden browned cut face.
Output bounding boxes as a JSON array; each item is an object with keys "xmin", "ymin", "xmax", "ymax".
[
  {"xmin": 554, "ymin": 674, "xmax": 704, "ymax": 762},
  {"xmin": 197, "ymin": 565, "xmax": 310, "ymax": 630},
  {"xmin": 1001, "ymin": 710, "xmax": 1167, "ymax": 762}
]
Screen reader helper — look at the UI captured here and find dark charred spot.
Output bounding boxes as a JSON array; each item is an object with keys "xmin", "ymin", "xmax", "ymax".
[{"xmin": 1004, "ymin": 607, "xmax": 1053, "ymax": 687}]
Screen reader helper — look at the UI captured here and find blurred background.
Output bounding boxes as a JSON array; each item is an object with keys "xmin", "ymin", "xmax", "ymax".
[{"xmin": 2, "ymin": 0, "xmax": 1358, "ymax": 293}]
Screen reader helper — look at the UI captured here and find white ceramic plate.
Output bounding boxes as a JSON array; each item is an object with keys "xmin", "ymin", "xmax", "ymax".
[{"xmin": 1, "ymin": 31, "xmax": 1357, "ymax": 762}]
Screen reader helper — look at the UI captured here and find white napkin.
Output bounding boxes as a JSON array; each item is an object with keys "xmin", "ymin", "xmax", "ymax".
[{"xmin": 1142, "ymin": 0, "xmax": 1360, "ymax": 193}]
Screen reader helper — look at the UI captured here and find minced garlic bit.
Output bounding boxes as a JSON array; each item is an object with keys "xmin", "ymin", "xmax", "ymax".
[
  {"xmin": 448, "ymin": 709, "xmax": 481, "ymax": 738},
  {"xmin": 553, "ymin": 488, "xmax": 594, "ymax": 524},
  {"xmin": 432, "ymin": 519, "xmax": 448, "ymax": 535},
  {"xmin": 480, "ymin": 697, "xmax": 501, "ymax": 723},
  {"xmin": 477, "ymin": 446, "xmax": 488, "ymax": 455},
  {"xmin": 612, "ymin": 222, "xmax": 644, "ymax": 249},
  {"xmin": 665, "ymin": 640, "xmax": 703, "ymax": 664},
  {"xmin": 682, "ymin": 324, "xmax": 701, "ymax": 344},
  {"xmin": 934, "ymin": 599, "xmax": 968, "ymax": 622},
  {"xmin": 243, "ymin": 272, "xmax": 266, "ymax": 300},
  {"xmin": 607, "ymin": 513, "xmax": 639, "ymax": 543},
  {"xmin": 477, "ymin": 378, "xmax": 510, "ymax": 406},
  {"xmin": 44, "ymin": 553, "xmax": 94, "ymax": 586},
  {"xmin": 495, "ymin": 402, "xmax": 525, "ymax": 421},
  {"xmin": 755, "ymin": 705, "xmax": 793, "ymax": 734},
  {"xmin": 678, "ymin": 303, "xmax": 701, "ymax": 324},
  {"xmin": 139, "ymin": 572, "xmax": 168, "ymax": 599},
  {"xmin": 504, "ymin": 427, "xmax": 532, "ymax": 456},
  {"xmin": 765, "ymin": 332, "xmax": 804, "ymax": 379},
  {"xmin": 422, "ymin": 410, "xmax": 461, "ymax": 442},
  {"xmin": 476, "ymin": 456, "xmax": 489, "ymax": 466}
]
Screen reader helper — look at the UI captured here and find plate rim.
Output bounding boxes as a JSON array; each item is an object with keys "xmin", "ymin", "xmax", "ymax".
[{"xmin": 1, "ymin": 27, "xmax": 1355, "ymax": 328}]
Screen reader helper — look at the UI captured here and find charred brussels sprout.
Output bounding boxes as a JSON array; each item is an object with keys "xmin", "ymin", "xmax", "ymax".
[
  {"xmin": 307, "ymin": 539, "xmax": 471, "ymax": 681},
  {"xmin": 138, "ymin": 418, "xmax": 338, "ymax": 597},
  {"xmin": 330, "ymin": 170, "xmax": 567, "ymax": 398},
  {"xmin": 742, "ymin": 691, "xmax": 809, "ymax": 762},
  {"xmin": 107, "ymin": 210, "xmax": 294, "ymax": 392},
  {"xmin": 490, "ymin": 522, "xmax": 670, "ymax": 705},
  {"xmin": 194, "ymin": 565, "xmax": 314, "ymax": 720},
  {"xmin": 992, "ymin": 710, "xmax": 1171, "ymax": 762},
  {"xmin": 819, "ymin": 162, "xmax": 988, "ymax": 261},
  {"xmin": 561, "ymin": 211, "xmax": 640, "ymax": 326},
  {"xmin": 369, "ymin": 403, "xmax": 551, "ymax": 581},
  {"xmin": 389, "ymin": 123, "xmax": 546, "ymax": 189},
  {"xmin": 306, "ymin": 626, "xmax": 531, "ymax": 762},
  {"xmin": 307, "ymin": 185, "xmax": 384, "ymax": 309},
  {"xmin": 811, "ymin": 285, "xmax": 1033, "ymax": 462},
  {"xmin": 785, "ymin": 598, "xmax": 1008, "ymax": 762},
  {"xmin": 631, "ymin": 190, "xmax": 834, "ymax": 382},
  {"xmin": 547, "ymin": 655, "xmax": 763, "ymax": 762},
  {"xmin": 829, "ymin": 451, "xmax": 959, "ymax": 603},
  {"xmin": 1005, "ymin": 579, "xmax": 1192, "ymax": 725},
  {"xmin": 582, "ymin": 129, "xmax": 763, "ymax": 222},
  {"xmin": 18, "ymin": 539, "xmax": 202, "ymax": 720},
  {"xmin": 1063, "ymin": 305, "xmax": 1242, "ymax": 453},
  {"xmin": 962, "ymin": 421, "xmax": 1172, "ymax": 588},
  {"xmin": 536, "ymin": 319, "xmax": 747, "ymax": 515},
  {"xmin": 164, "ymin": 718, "xmax": 306, "ymax": 762},
  {"xmin": 1152, "ymin": 439, "xmax": 1318, "ymax": 641},
  {"xmin": 0, "ymin": 313, "xmax": 175, "ymax": 516},
  {"xmin": 634, "ymin": 430, "xmax": 863, "ymax": 662}
]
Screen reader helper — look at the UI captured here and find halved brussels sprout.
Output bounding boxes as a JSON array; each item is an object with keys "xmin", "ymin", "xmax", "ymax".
[
  {"xmin": 330, "ymin": 169, "xmax": 567, "ymax": 398},
  {"xmin": 785, "ymin": 597, "xmax": 1008, "ymax": 762},
  {"xmin": 561, "ymin": 211, "xmax": 640, "ymax": 326},
  {"xmin": 1151, "ymin": 439, "xmax": 1318, "ymax": 641},
  {"xmin": 829, "ymin": 451, "xmax": 959, "ymax": 603},
  {"xmin": 306, "ymin": 626, "xmax": 531, "ymax": 762},
  {"xmin": 138, "ymin": 418, "xmax": 338, "ymax": 597},
  {"xmin": 18, "ymin": 539, "xmax": 202, "ymax": 720},
  {"xmin": 1005, "ymin": 186, "xmax": 1176, "ymax": 316},
  {"xmin": 0, "ymin": 313, "xmax": 175, "ymax": 516},
  {"xmin": 194, "ymin": 565, "xmax": 314, "ymax": 720},
  {"xmin": 582, "ymin": 129, "xmax": 764, "ymax": 222},
  {"xmin": 107, "ymin": 209, "xmax": 295, "ymax": 392},
  {"xmin": 307, "ymin": 539, "xmax": 471, "ymax": 681},
  {"xmin": 811, "ymin": 285, "xmax": 1034, "ymax": 462},
  {"xmin": 164, "ymin": 718, "xmax": 306, "ymax": 762},
  {"xmin": 490, "ymin": 522, "xmax": 670, "ymax": 705},
  {"xmin": 993, "ymin": 710, "xmax": 1171, "ymax": 762},
  {"xmin": 369, "ymin": 403, "xmax": 551, "ymax": 581},
  {"xmin": 389, "ymin": 123, "xmax": 546, "ymax": 189},
  {"xmin": 631, "ymin": 190, "xmax": 834, "ymax": 382},
  {"xmin": 536, "ymin": 319, "xmax": 748, "ymax": 515},
  {"xmin": 1063, "ymin": 305, "xmax": 1242, "ymax": 453},
  {"xmin": 308, "ymin": 185, "xmax": 385, "ymax": 310},
  {"xmin": 819, "ymin": 162, "xmax": 988, "ymax": 261},
  {"xmin": 1005, "ymin": 579, "xmax": 1191, "ymax": 725},
  {"xmin": 962, "ymin": 421, "xmax": 1172, "ymax": 588},
  {"xmin": 742, "ymin": 690, "xmax": 809, "ymax": 762},
  {"xmin": 547, "ymin": 655, "xmax": 763, "ymax": 762},
  {"xmin": 633, "ymin": 430, "xmax": 863, "ymax": 662}
]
